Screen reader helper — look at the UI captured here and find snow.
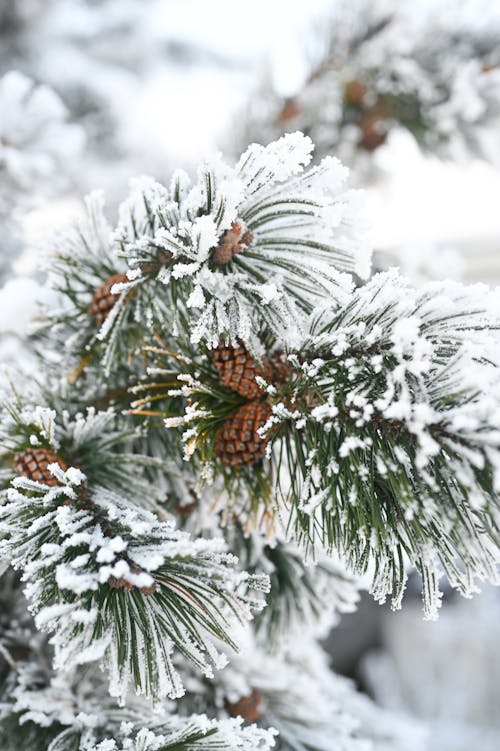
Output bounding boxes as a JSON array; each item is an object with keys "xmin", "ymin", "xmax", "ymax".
[
  {"xmin": 0, "ymin": 70, "xmax": 84, "ymax": 185},
  {"xmin": 0, "ymin": 277, "xmax": 52, "ymax": 336},
  {"xmin": 0, "ymin": 3, "xmax": 499, "ymax": 750},
  {"xmin": 87, "ymin": 132, "xmax": 369, "ymax": 352},
  {"xmin": 0, "ymin": 431, "xmax": 269, "ymax": 703}
]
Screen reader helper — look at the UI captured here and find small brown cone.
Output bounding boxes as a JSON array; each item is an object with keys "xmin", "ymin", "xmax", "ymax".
[
  {"xmin": 359, "ymin": 112, "xmax": 388, "ymax": 151},
  {"xmin": 212, "ymin": 222, "xmax": 253, "ymax": 266},
  {"xmin": 174, "ymin": 489, "xmax": 198, "ymax": 517},
  {"xmin": 277, "ymin": 97, "xmax": 301, "ymax": 122},
  {"xmin": 212, "ymin": 342, "xmax": 273, "ymax": 399},
  {"xmin": 215, "ymin": 400, "xmax": 272, "ymax": 467},
  {"xmin": 226, "ymin": 689, "xmax": 264, "ymax": 723},
  {"xmin": 344, "ymin": 79, "xmax": 368, "ymax": 107},
  {"xmin": 13, "ymin": 448, "xmax": 68, "ymax": 487},
  {"xmin": 108, "ymin": 575, "xmax": 133, "ymax": 592},
  {"xmin": 108, "ymin": 565, "xmax": 157, "ymax": 596},
  {"xmin": 89, "ymin": 272, "xmax": 129, "ymax": 326}
]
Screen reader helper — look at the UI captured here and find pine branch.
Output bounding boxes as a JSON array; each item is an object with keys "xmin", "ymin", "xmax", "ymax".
[
  {"xmin": 115, "ymin": 135, "xmax": 369, "ymax": 351},
  {"xmin": 175, "ymin": 631, "xmax": 423, "ymax": 751},
  {"xmin": 0, "ymin": 661, "xmax": 277, "ymax": 751},
  {"xmin": 0, "ymin": 402, "xmax": 166, "ymax": 507},
  {"xmin": 166, "ymin": 271, "xmax": 500, "ymax": 617},
  {"xmin": 273, "ymin": 273, "xmax": 500, "ymax": 615},
  {"xmin": 35, "ymin": 191, "xmax": 152, "ymax": 381},
  {"xmin": 0, "ymin": 465, "xmax": 268, "ymax": 703},
  {"xmin": 241, "ymin": 538, "xmax": 360, "ymax": 644},
  {"xmin": 41, "ymin": 134, "xmax": 369, "ymax": 378}
]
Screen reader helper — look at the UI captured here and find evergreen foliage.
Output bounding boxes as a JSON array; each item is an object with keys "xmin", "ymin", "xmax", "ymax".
[{"xmin": 1, "ymin": 128, "xmax": 499, "ymax": 748}]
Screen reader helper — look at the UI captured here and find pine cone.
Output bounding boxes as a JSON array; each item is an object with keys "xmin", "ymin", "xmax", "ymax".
[
  {"xmin": 212, "ymin": 222, "xmax": 253, "ymax": 266},
  {"xmin": 344, "ymin": 79, "xmax": 368, "ymax": 107},
  {"xmin": 212, "ymin": 342, "xmax": 273, "ymax": 399},
  {"xmin": 226, "ymin": 689, "xmax": 264, "ymax": 723},
  {"xmin": 277, "ymin": 97, "xmax": 301, "ymax": 122},
  {"xmin": 359, "ymin": 112, "xmax": 388, "ymax": 151},
  {"xmin": 215, "ymin": 400, "xmax": 272, "ymax": 467},
  {"xmin": 13, "ymin": 448, "xmax": 68, "ymax": 486},
  {"xmin": 108, "ymin": 565, "xmax": 157, "ymax": 596},
  {"xmin": 108, "ymin": 575, "xmax": 133, "ymax": 592},
  {"xmin": 88, "ymin": 272, "xmax": 129, "ymax": 326},
  {"xmin": 173, "ymin": 488, "xmax": 198, "ymax": 517}
]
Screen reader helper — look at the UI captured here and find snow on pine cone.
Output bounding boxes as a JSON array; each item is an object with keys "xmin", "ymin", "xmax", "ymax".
[
  {"xmin": 359, "ymin": 111, "xmax": 389, "ymax": 151},
  {"xmin": 212, "ymin": 221, "xmax": 253, "ymax": 266},
  {"xmin": 212, "ymin": 342, "xmax": 272, "ymax": 399},
  {"xmin": 88, "ymin": 272, "xmax": 128, "ymax": 326},
  {"xmin": 108, "ymin": 564, "xmax": 157, "ymax": 596},
  {"xmin": 12, "ymin": 448, "xmax": 68, "ymax": 486},
  {"xmin": 226, "ymin": 689, "xmax": 264, "ymax": 723},
  {"xmin": 215, "ymin": 400, "xmax": 272, "ymax": 467}
]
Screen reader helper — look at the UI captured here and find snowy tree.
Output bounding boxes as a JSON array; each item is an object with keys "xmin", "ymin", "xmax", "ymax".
[{"xmin": 0, "ymin": 126, "xmax": 500, "ymax": 750}]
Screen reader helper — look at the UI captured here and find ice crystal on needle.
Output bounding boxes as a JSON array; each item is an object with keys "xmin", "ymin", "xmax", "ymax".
[
  {"xmin": 0, "ymin": 466, "xmax": 268, "ymax": 704},
  {"xmin": 113, "ymin": 132, "xmax": 369, "ymax": 352},
  {"xmin": 4, "ymin": 665, "xmax": 277, "ymax": 751},
  {"xmin": 269, "ymin": 272, "xmax": 500, "ymax": 616},
  {"xmin": 43, "ymin": 133, "xmax": 369, "ymax": 374}
]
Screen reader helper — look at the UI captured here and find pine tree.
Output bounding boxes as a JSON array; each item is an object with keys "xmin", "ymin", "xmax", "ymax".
[{"xmin": 1, "ymin": 127, "xmax": 500, "ymax": 750}]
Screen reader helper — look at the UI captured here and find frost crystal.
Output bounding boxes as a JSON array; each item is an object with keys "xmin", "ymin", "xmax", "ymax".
[
  {"xmin": 0, "ymin": 467, "xmax": 268, "ymax": 704},
  {"xmin": 270, "ymin": 271, "xmax": 500, "ymax": 616},
  {"xmin": 5, "ymin": 665, "xmax": 277, "ymax": 751},
  {"xmin": 111, "ymin": 132, "xmax": 370, "ymax": 351}
]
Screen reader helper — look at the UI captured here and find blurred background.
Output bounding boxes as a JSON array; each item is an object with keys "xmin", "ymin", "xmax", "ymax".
[{"xmin": 1, "ymin": 1, "xmax": 500, "ymax": 749}]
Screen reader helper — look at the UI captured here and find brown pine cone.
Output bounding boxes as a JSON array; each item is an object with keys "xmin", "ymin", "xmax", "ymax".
[
  {"xmin": 13, "ymin": 448, "xmax": 68, "ymax": 487},
  {"xmin": 215, "ymin": 400, "xmax": 272, "ymax": 467},
  {"xmin": 212, "ymin": 222, "xmax": 253, "ymax": 266},
  {"xmin": 277, "ymin": 97, "xmax": 301, "ymax": 122},
  {"xmin": 359, "ymin": 112, "xmax": 388, "ymax": 151},
  {"xmin": 212, "ymin": 342, "xmax": 273, "ymax": 399},
  {"xmin": 88, "ymin": 272, "xmax": 129, "ymax": 326},
  {"xmin": 108, "ymin": 575, "xmax": 133, "ymax": 592},
  {"xmin": 173, "ymin": 488, "xmax": 198, "ymax": 517},
  {"xmin": 226, "ymin": 689, "xmax": 264, "ymax": 723},
  {"xmin": 108, "ymin": 565, "xmax": 157, "ymax": 596},
  {"xmin": 344, "ymin": 79, "xmax": 368, "ymax": 107}
]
